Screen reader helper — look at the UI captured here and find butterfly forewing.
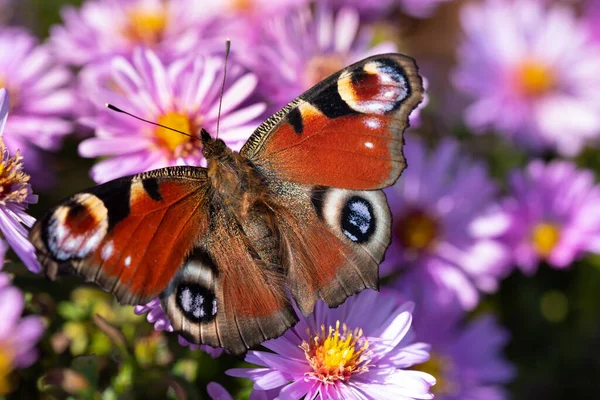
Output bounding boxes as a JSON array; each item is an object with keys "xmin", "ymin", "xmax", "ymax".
[
  {"xmin": 30, "ymin": 166, "xmax": 211, "ymax": 305},
  {"xmin": 241, "ymin": 53, "xmax": 423, "ymax": 190}
]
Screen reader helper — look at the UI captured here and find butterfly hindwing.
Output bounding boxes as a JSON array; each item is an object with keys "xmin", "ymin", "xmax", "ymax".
[
  {"xmin": 30, "ymin": 166, "xmax": 210, "ymax": 305},
  {"xmin": 266, "ymin": 180, "xmax": 391, "ymax": 317},
  {"xmin": 160, "ymin": 205, "xmax": 297, "ymax": 355},
  {"xmin": 241, "ymin": 53, "xmax": 423, "ymax": 190}
]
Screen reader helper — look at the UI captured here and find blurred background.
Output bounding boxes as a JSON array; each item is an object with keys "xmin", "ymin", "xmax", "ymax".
[{"xmin": 1, "ymin": 0, "xmax": 600, "ymax": 398}]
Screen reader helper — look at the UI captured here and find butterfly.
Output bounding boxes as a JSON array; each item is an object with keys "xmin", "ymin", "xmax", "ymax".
[{"xmin": 29, "ymin": 54, "xmax": 424, "ymax": 355}]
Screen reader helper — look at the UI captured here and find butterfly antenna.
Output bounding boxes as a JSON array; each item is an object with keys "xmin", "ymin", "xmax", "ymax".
[
  {"xmin": 105, "ymin": 103, "xmax": 201, "ymax": 143},
  {"xmin": 215, "ymin": 38, "xmax": 231, "ymax": 140}
]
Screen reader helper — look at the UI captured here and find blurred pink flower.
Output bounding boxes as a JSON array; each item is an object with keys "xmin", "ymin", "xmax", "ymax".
[
  {"xmin": 472, "ymin": 160, "xmax": 600, "ymax": 274},
  {"xmin": 453, "ymin": 0, "xmax": 600, "ymax": 156},
  {"xmin": 409, "ymin": 296, "xmax": 515, "ymax": 400},
  {"xmin": 383, "ymin": 136, "xmax": 510, "ymax": 310},
  {"xmin": 585, "ymin": 0, "xmax": 600, "ymax": 42},
  {"xmin": 0, "ymin": 271, "xmax": 45, "ymax": 393},
  {"xmin": 78, "ymin": 48, "xmax": 266, "ymax": 183},
  {"xmin": 244, "ymin": 5, "xmax": 398, "ymax": 110},
  {"xmin": 0, "ymin": 27, "xmax": 75, "ymax": 187},
  {"xmin": 227, "ymin": 290, "xmax": 435, "ymax": 400},
  {"xmin": 50, "ymin": 0, "xmax": 228, "ymax": 67},
  {"xmin": 134, "ymin": 298, "xmax": 224, "ymax": 358},
  {"xmin": 0, "ymin": 89, "xmax": 41, "ymax": 274}
]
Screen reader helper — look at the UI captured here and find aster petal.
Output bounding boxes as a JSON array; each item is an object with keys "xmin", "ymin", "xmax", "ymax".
[
  {"xmin": 12, "ymin": 316, "xmax": 45, "ymax": 366},
  {"xmin": 206, "ymin": 73, "xmax": 258, "ymax": 119},
  {"xmin": 0, "ymin": 286, "xmax": 24, "ymax": 339},
  {"xmin": 217, "ymin": 103, "xmax": 267, "ymax": 130},
  {"xmin": 334, "ymin": 7, "xmax": 359, "ymax": 53},
  {"xmin": 0, "ymin": 209, "xmax": 41, "ymax": 273},
  {"xmin": 279, "ymin": 379, "xmax": 313, "ymax": 400},
  {"xmin": 0, "ymin": 88, "xmax": 8, "ymax": 132},
  {"xmin": 207, "ymin": 382, "xmax": 233, "ymax": 400},
  {"xmin": 250, "ymin": 350, "xmax": 311, "ymax": 376}
]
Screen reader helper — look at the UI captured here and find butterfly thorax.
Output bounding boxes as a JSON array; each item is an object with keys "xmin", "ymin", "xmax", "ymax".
[{"xmin": 202, "ymin": 134, "xmax": 269, "ymax": 220}]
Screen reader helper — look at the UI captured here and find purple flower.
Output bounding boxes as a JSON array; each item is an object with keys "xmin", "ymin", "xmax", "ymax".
[
  {"xmin": 134, "ymin": 298, "xmax": 224, "ymax": 358},
  {"xmin": 78, "ymin": 48, "xmax": 266, "ymax": 183},
  {"xmin": 0, "ymin": 271, "xmax": 45, "ymax": 394},
  {"xmin": 585, "ymin": 0, "xmax": 600, "ymax": 43},
  {"xmin": 472, "ymin": 160, "xmax": 600, "ymax": 274},
  {"xmin": 453, "ymin": 0, "xmax": 600, "ymax": 156},
  {"xmin": 0, "ymin": 89, "xmax": 41, "ymax": 274},
  {"xmin": 207, "ymin": 382, "xmax": 232, "ymax": 400},
  {"xmin": 244, "ymin": 5, "xmax": 398, "ymax": 110},
  {"xmin": 409, "ymin": 295, "xmax": 514, "ymax": 400},
  {"xmin": 50, "ymin": 0, "xmax": 228, "ymax": 67},
  {"xmin": 206, "ymin": 382, "xmax": 271, "ymax": 400},
  {"xmin": 383, "ymin": 136, "xmax": 510, "ymax": 310},
  {"xmin": 0, "ymin": 27, "xmax": 75, "ymax": 187},
  {"xmin": 227, "ymin": 290, "xmax": 435, "ymax": 400}
]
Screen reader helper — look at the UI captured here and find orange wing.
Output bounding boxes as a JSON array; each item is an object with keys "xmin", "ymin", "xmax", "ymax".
[
  {"xmin": 241, "ymin": 54, "xmax": 424, "ymax": 190},
  {"xmin": 29, "ymin": 166, "xmax": 209, "ymax": 305}
]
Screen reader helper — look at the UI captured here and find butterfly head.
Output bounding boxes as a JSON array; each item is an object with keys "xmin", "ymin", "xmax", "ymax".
[{"xmin": 201, "ymin": 128, "xmax": 229, "ymax": 161}]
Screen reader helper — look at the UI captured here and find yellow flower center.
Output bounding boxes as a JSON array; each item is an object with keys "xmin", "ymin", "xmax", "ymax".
[
  {"xmin": 124, "ymin": 7, "xmax": 167, "ymax": 46},
  {"xmin": 396, "ymin": 210, "xmax": 439, "ymax": 251},
  {"xmin": 413, "ymin": 352, "xmax": 457, "ymax": 396},
  {"xmin": 515, "ymin": 60, "xmax": 555, "ymax": 97},
  {"xmin": 531, "ymin": 222, "xmax": 561, "ymax": 257},
  {"xmin": 231, "ymin": 0, "xmax": 254, "ymax": 12},
  {"xmin": 304, "ymin": 55, "xmax": 345, "ymax": 88},
  {"xmin": 0, "ymin": 139, "xmax": 31, "ymax": 206},
  {"xmin": 154, "ymin": 111, "xmax": 196, "ymax": 152},
  {"xmin": 301, "ymin": 320, "xmax": 372, "ymax": 383},
  {"xmin": 0, "ymin": 345, "xmax": 15, "ymax": 395}
]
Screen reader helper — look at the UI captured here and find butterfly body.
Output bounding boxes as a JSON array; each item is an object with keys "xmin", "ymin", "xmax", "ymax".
[{"xmin": 30, "ymin": 54, "xmax": 424, "ymax": 355}]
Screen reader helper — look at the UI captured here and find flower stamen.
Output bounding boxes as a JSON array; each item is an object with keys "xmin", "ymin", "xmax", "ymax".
[
  {"xmin": 531, "ymin": 222, "xmax": 561, "ymax": 257},
  {"xmin": 396, "ymin": 209, "xmax": 439, "ymax": 251},
  {"xmin": 515, "ymin": 60, "xmax": 556, "ymax": 97},
  {"xmin": 123, "ymin": 6, "xmax": 167, "ymax": 46},
  {"xmin": 0, "ymin": 139, "xmax": 31, "ymax": 206},
  {"xmin": 154, "ymin": 112, "xmax": 202, "ymax": 158},
  {"xmin": 301, "ymin": 320, "xmax": 372, "ymax": 384}
]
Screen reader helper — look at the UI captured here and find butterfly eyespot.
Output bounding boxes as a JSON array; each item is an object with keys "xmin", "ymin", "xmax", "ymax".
[
  {"xmin": 341, "ymin": 196, "xmax": 376, "ymax": 243},
  {"xmin": 46, "ymin": 193, "xmax": 109, "ymax": 261},
  {"xmin": 176, "ymin": 283, "xmax": 217, "ymax": 323},
  {"xmin": 337, "ymin": 59, "xmax": 409, "ymax": 115}
]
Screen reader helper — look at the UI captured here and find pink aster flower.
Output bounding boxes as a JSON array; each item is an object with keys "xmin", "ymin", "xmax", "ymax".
[
  {"xmin": 472, "ymin": 160, "xmax": 600, "ymax": 274},
  {"xmin": 78, "ymin": 48, "xmax": 266, "ymax": 183},
  {"xmin": 453, "ymin": 0, "xmax": 600, "ymax": 156},
  {"xmin": 0, "ymin": 27, "xmax": 75, "ymax": 186},
  {"xmin": 134, "ymin": 298, "xmax": 223, "ymax": 358},
  {"xmin": 0, "ymin": 272, "xmax": 45, "ymax": 394},
  {"xmin": 244, "ymin": 5, "xmax": 398, "ymax": 110},
  {"xmin": 0, "ymin": 89, "xmax": 41, "ymax": 274},
  {"xmin": 227, "ymin": 290, "xmax": 435, "ymax": 400},
  {"xmin": 409, "ymin": 295, "xmax": 514, "ymax": 400},
  {"xmin": 50, "ymin": 0, "xmax": 228, "ymax": 67},
  {"xmin": 585, "ymin": 0, "xmax": 600, "ymax": 43},
  {"xmin": 383, "ymin": 136, "xmax": 510, "ymax": 310}
]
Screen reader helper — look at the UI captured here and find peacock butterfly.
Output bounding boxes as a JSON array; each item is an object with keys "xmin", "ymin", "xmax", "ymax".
[{"xmin": 29, "ymin": 54, "xmax": 424, "ymax": 355}]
